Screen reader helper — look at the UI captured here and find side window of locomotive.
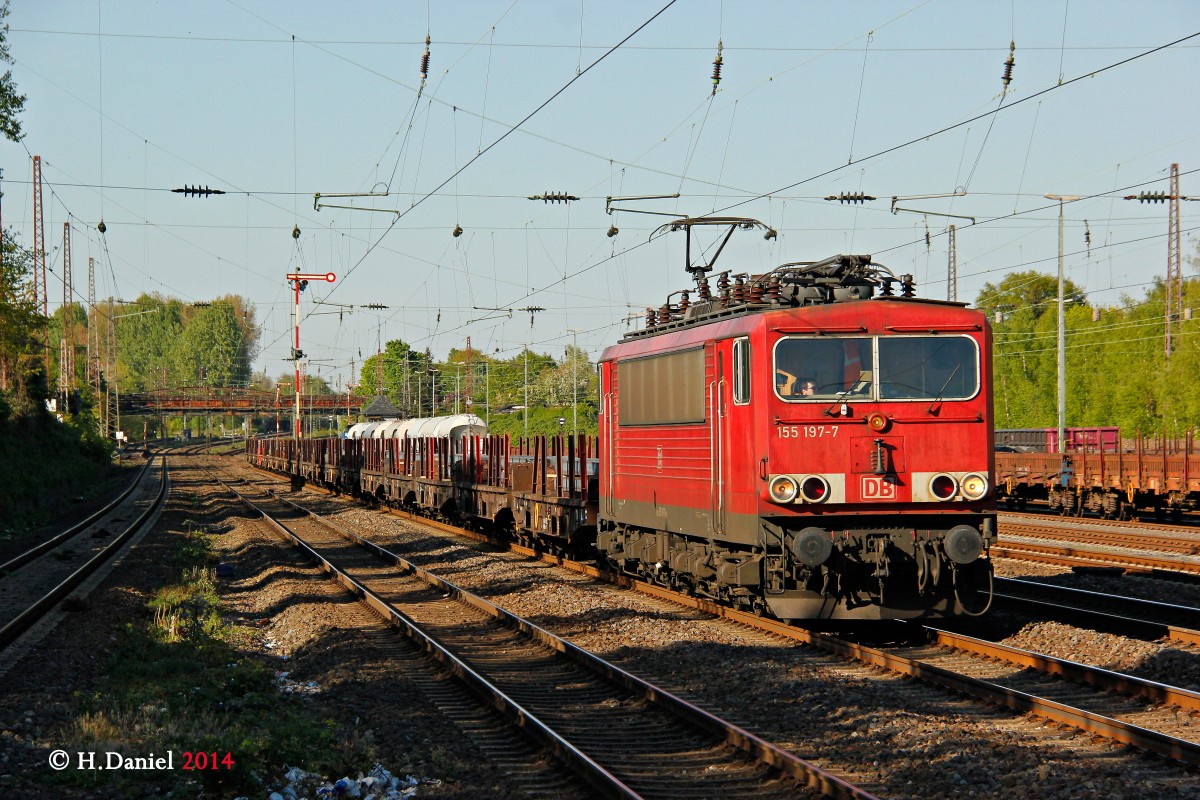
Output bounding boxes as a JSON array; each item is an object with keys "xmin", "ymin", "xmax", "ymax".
[
  {"xmin": 877, "ymin": 336, "xmax": 979, "ymax": 400},
  {"xmin": 597, "ymin": 365, "xmax": 605, "ymax": 416},
  {"xmin": 732, "ymin": 338, "xmax": 750, "ymax": 405},
  {"xmin": 617, "ymin": 348, "xmax": 706, "ymax": 425},
  {"xmin": 773, "ymin": 336, "xmax": 873, "ymax": 400}
]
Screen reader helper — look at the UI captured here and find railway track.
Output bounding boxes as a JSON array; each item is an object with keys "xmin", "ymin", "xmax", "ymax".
[
  {"xmin": 992, "ymin": 538, "xmax": 1200, "ymax": 577},
  {"xmin": 0, "ymin": 453, "xmax": 168, "ymax": 653},
  {"xmin": 1002, "ymin": 520, "xmax": 1200, "ymax": 556},
  {"xmin": 240, "ymin": 460, "xmax": 1200, "ymax": 776},
  {"xmin": 990, "ymin": 576, "xmax": 1200, "ymax": 647},
  {"xmin": 215, "ymin": 473, "xmax": 875, "ymax": 800},
  {"xmin": 996, "ymin": 513, "xmax": 1200, "ymax": 577},
  {"xmin": 894, "ymin": 626, "xmax": 1200, "ymax": 763}
]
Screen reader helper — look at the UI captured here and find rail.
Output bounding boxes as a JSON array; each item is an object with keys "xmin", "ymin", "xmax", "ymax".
[
  {"xmin": 0, "ymin": 455, "xmax": 168, "ymax": 651},
  {"xmin": 219, "ymin": 478, "xmax": 876, "ymax": 800},
  {"xmin": 0, "ymin": 453, "xmax": 156, "ymax": 575}
]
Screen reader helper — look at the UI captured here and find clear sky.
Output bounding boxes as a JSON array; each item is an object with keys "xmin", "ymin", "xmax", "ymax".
[{"xmin": 2, "ymin": 1, "xmax": 1198, "ymax": 390}]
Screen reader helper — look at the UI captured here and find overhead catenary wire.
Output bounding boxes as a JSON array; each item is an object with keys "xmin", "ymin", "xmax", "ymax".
[
  {"xmin": 713, "ymin": 30, "xmax": 1200, "ymax": 216},
  {"xmin": 21, "ymin": 26, "xmax": 1200, "ymax": 54},
  {"xmin": 847, "ymin": 29, "xmax": 873, "ymax": 164},
  {"xmin": 304, "ymin": 0, "xmax": 681, "ymax": 300},
  {"xmin": 9, "ymin": 9, "xmax": 1195, "ymax": 391}
]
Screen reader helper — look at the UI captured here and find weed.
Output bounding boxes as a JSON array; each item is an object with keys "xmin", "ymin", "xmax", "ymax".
[{"xmin": 49, "ymin": 523, "xmax": 375, "ymax": 795}]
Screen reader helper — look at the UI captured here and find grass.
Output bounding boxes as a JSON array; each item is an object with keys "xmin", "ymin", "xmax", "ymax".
[{"xmin": 49, "ymin": 525, "xmax": 376, "ymax": 797}]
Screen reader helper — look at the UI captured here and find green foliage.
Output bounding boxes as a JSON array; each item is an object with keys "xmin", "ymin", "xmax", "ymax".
[
  {"xmin": 0, "ymin": 1, "xmax": 25, "ymax": 144},
  {"xmin": 87, "ymin": 293, "xmax": 260, "ymax": 392},
  {"xmin": 986, "ymin": 266, "xmax": 1200, "ymax": 436},
  {"xmin": 0, "ymin": 229, "xmax": 44, "ymax": 407},
  {"xmin": 352, "ymin": 338, "xmax": 598, "ymax": 430},
  {"xmin": 274, "ymin": 370, "xmax": 334, "ymax": 395},
  {"xmin": 0, "ymin": 408, "xmax": 116, "ymax": 533},
  {"xmin": 485, "ymin": 404, "xmax": 598, "ymax": 436},
  {"xmin": 976, "ymin": 270, "xmax": 1086, "ymax": 322}
]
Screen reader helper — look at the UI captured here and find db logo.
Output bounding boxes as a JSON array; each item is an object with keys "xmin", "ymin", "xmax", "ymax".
[{"xmin": 861, "ymin": 476, "xmax": 897, "ymax": 500}]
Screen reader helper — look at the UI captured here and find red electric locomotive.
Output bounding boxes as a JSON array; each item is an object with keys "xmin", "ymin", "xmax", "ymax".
[{"xmin": 596, "ymin": 218, "xmax": 995, "ymax": 620}]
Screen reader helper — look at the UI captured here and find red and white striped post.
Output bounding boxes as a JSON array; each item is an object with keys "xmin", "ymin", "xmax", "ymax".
[{"xmin": 285, "ymin": 272, "xmax": 336, "ymax": 438}]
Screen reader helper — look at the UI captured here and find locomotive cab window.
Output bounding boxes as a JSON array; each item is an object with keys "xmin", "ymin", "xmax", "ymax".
[
  {"xmin": 732, "ymin": 338, "xmax": 750, "ymax": 405},
  {"xmin": 877, "ymin": 336, "xmax": 979, "ymax": 401},
  {"xmin": 774, "ymin": 336, "xmax": 872, "ymax": 400}
]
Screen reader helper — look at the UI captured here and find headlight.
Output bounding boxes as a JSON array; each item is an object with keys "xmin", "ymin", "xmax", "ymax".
[
  {"xmin": 800, "ymin": 475, "xmax": 830, "ymax": 503},
  {"xmin": 929, "ymin": 473, "xmax": 958, "ymax": 501},
  {"xmin": 867, "ymin": 412, "xmax": 890, "ymax": 433},
  {"xmin": 769, "ymin": 475, "xmax": 799, "ymax": 503},
  {"xmin": 960, "ymin": 473, "xmax": 988, "ymax": 500}
]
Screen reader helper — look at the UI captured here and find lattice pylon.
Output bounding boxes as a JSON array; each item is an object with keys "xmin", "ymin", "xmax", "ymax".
[
  {"xmin": 1167, "ymin": 163, "xmax": 1182, "ymax": 359},
  {"xmin": 59, "ymin": 222, "xmax": 75, "ymax": 397},
  {"xmin": 32, "ymin": 155, "xmax": 48, "ymax": 376}
]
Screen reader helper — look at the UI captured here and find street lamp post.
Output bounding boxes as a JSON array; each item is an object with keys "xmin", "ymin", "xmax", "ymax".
[
  {"xmin": 285, "ymin": 271, "xmax": 336, "ymax": 438},
  {"xmin": 1044, "ymin": 194, "xmax": 1080, "ymax": 455}
]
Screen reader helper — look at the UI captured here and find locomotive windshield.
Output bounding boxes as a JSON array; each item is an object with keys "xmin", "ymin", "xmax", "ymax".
[
  {"xmin": 774, "ymin": 337, "xmax": 872, "ymax": 399},
  {"xmin": 877, "ymin": 336, "xmax": 978, "ymax": 400},
  {"xmin": 774, "ymin": 335, "xmax": 978, "ymax": 402}
]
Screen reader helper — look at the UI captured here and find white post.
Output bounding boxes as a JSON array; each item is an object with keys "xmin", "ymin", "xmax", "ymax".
[
  {"xmin": 1044, "ymin": 194, "xmax": 1080, "ymax": 455},
  {"xmin": 567, "ymin": 328, "xmax": 582, "ymax": 434}
]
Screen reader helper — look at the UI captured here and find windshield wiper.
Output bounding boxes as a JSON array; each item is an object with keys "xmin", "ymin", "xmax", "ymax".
[
  {"xmin": 822, "ymin": 390, "xmax": 851, "ymax": 418},
  {"xmin": 926, "ymin": 363, "xmax": 962, "ymax": 414}
]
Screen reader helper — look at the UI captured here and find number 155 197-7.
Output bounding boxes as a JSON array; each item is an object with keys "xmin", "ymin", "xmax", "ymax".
[{"xmin": 777, "ymin": 425, "xmax": 839, "ymax": 439}]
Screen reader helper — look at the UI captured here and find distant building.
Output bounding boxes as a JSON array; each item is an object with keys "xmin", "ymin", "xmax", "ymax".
[{"xmin": 361, "ymin": 395, "xmax": 403, "ymax": 420}]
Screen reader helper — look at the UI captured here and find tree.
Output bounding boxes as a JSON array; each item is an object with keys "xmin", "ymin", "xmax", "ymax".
[
  {"xmin": 531, "ymin": 344, "xmax": 594, "ymax": 408},
  {"xmin": 0, "ymin": 0, "xmax": 32, "ymax": 400},
  {"xmin": 975, "ymin": 271, "xmax": 1086, "ymax": 322},
  {"xmin": 0, "ymin": 233, "xmax": 43, "ymax": 408},
  {"xmin": 178, "ymin": 302, "xmax": 248, "ymax": 387},
  {"xmin": 0, "ymin": 1, "xmax": 26, "ymax": 147},
  {"xmin": 248, "ymin": 371, "xmax": 274, "ymax": 391},
  {"xmin": 273, "ymin": 371, "xmax": 332, "ymax": 394},
  {"xmin": 106, "ymin": 295, "xmax": 184, "ymax": 391}
]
